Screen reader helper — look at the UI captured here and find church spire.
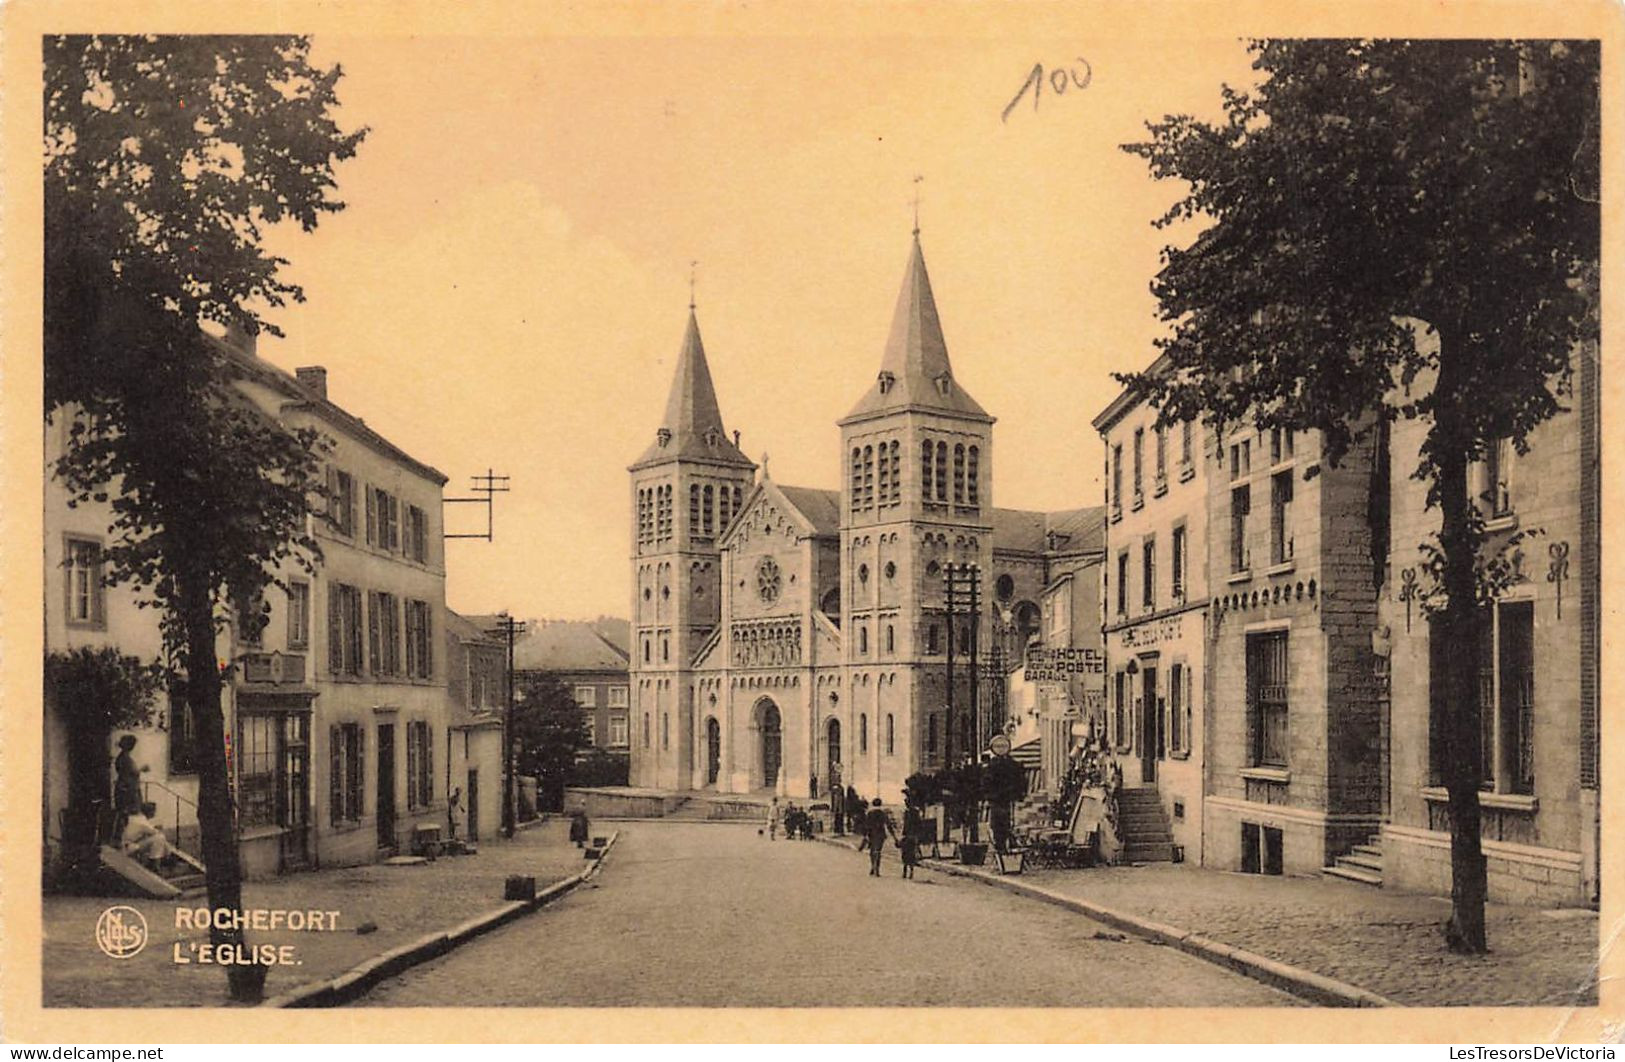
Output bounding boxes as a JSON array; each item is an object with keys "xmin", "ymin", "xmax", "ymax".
[
  {"xmin": 841, "ymin": 232, "xmax": 990, "ymax": 425},
  {"xmin": 633, "ymin": 306, "xmax": 754, "ymax": 469}
]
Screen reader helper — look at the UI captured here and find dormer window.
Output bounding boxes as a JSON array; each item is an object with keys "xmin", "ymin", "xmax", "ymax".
[
  {"xmin": 704, "ymin": 428, "xmax": 720, "ymax": 447},
  {"xmin": 877, "ymin": 371, "xmax": 895, "ymax": 395},
  {"xmin": 656, "ymin": 428, "xmax": 672, "ymax": 447},
  {"xmin": 934, "ymin": 373, "xmax": 952, "ymax": 397}
]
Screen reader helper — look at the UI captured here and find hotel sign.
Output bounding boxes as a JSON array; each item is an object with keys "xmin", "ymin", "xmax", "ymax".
[
  {"xmin": 1023, "ymin": 646, "xmax": 1103, "ymax": 683},
  {"xmin": 1119, "ymin": 614, "xmax": 1185, "ymax": 651}
]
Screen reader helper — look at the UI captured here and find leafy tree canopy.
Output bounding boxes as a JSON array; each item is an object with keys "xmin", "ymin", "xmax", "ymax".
[{"xmin": 1120, "ymin": 39, "xmax": 1598, "ymax": 487}]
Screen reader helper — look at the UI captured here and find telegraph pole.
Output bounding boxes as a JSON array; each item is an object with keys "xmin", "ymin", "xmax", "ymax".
[
  {"xmin": 490, "ymin": 613, "xmax": 527, "ymax": 838},
  {"xmin": 968, "ymin": 565, "xmax": 981, "ymax": 755},
  {"xmin": 944, "ymin": 565, "xmax": 955, "ymax": 768},
  {"xmin": 444, "ymin": 469, "xmax": 511, "ymax": 541}
]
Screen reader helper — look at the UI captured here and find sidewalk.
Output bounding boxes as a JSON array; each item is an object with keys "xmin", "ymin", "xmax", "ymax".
[
  {"xmin": 43, "ymin": 819, "xmax": 596, "ymax": 1007},
  {"xmin": 837, "ymin": 833, "xmax": 1596, "ymax": 1008}
]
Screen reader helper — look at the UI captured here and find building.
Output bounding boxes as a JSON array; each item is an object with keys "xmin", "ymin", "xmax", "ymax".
[
  {"xmin": 1093, "ymin": 365, "xmax": 1210, "ymax": 863},
  {"xmin": 513, "ymin": 620, "xmax": 632, "ymax": 759},
  {"xmin": 1375, "ymin": 336, "xmax": 1601, "ymax": 906},
  {"xmin": 627, "ymin": 233, "xmax": 1103, "ymax": 803},
  {"xmin": 44, "ymin": 332, "xmax": 454, "ymax": 878},
  {"xmin": 444, "ymin": 610, "xmax": 507, "ymax": 844}
]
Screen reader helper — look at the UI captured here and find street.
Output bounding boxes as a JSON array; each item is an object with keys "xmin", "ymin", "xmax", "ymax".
[{"xmin": 363, "ymin": 822, "xmax": 1297, "ymax": 1007}]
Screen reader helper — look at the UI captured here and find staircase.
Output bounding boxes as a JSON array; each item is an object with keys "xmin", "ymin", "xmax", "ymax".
[
  {"xmin": 1323, "ymin": 833, "xmax": 1384, "ymax": 887},
  {"xmin": 1115, "ymin": 787, "xmax": 1175, "ymax": 863}
]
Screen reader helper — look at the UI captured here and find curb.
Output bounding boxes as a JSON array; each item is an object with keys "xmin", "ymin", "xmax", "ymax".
[
  {"xmin": 813, "ymin": 834, "xmax": 1393, "ymax": 1009},
  {"xmin": 261, "ymin": 830, "xmax": 620, "ymax": 1008}
]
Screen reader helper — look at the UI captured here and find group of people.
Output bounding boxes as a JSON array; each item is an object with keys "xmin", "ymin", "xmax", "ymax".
[
  {"xmin": 856, "ymin": 795, "xmax": 923, "ymax": 879},
  {"xmin": 764, "ymin": 798, "xmax": 817, "ymax": 840},
  {"xmin": 113, "ymin": 734, "xmax": 172, "ymax": 870}
]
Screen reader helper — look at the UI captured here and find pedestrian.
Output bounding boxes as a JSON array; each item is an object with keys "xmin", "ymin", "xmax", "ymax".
[
  {"xmin": 767, "ymin": 796, "xmax": 781, "ymax": 840},
  {"xmin": 861, "ymin": 798, "xmax": 894, "ymax": 877},
  {"xmin": 846, "ymin": 785, "xmax": 861, "ymax": 833},
  {"xmin": 569, "ymin": 808, "xmax": 590, "ymax": 847},
  {"xmin": 111, "ymin": 734, "xmax": 147, "ymax": 845},
  {"xmin": 447, "ymin": 786, "xmax": 465, "ymax": 842},
  {"xmin": 120, "ymin": 801, "xmax": 171, "ymax": 870},
  {"xmin": 899, "ymin": 797, "xmax": 924, "ymax": 879}
]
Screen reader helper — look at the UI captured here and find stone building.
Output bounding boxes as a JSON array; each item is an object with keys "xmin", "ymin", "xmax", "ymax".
[
  {"xmin": 1202, "ymin": 420, "xmax": 1385, "ymax": 877},
  {"xmin": 513, "ymin": 620, "xmax": 632, "ymax": 759},
  {"xmin": 44, "ymin": 332, "xmax": 454, "ymax": 878},
  {"xmin": 444, "ymin": 610, "xmax": 506, "ymax": 844},
  {"xmin": 627, "ymin": 233, "xmax": 1102, "ymax": 803},
  {"xmin": 1375, "ymin": 336, "xmax": 1601, "ymax": 907},
  {"xmin": 1093, "ymin": 363, "xmax": 1210, "ymax": 864}
]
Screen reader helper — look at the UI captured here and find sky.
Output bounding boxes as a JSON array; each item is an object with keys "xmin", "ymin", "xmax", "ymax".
[{"xmin": 253, "ymin": 32, "xmax": 1261, "ymax": 621}]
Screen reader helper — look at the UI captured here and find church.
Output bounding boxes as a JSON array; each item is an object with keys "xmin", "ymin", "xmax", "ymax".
[{"xmin": 628, "ymin": 233, "xmax": 1102, "ymax": 803}]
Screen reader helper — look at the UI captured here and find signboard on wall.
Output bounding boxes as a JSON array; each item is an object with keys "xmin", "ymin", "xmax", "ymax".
[
  {"xmin": 1118, "ymin": 614, "xmax": 1185, "ymax": 651},
  {"xmin": 1022, "ymin": 646, "xmax": 1104, "ymax": 683}
]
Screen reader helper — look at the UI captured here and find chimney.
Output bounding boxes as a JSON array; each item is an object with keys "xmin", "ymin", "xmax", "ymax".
[{"xmin": 296, "ymin": 366, "xmax": 328, "ymax": 399}]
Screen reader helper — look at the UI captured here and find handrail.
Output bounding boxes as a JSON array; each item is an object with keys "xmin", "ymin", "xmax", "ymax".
[{"xmin": 143, "ymin": 777, "xmax": 199, "ymax": 814}]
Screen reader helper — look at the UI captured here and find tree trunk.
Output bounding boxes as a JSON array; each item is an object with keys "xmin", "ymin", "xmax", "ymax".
[
  {"xmin": 179, "ymin": 571, "xmax": 268, "ymax": 1002},
  {"xmin": 1434, "ymin": 439, "xmax": 1490, "ymax": 954}
]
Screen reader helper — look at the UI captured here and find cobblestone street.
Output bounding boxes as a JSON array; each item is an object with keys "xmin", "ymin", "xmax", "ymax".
[{"xmin": 363, "ymin": 822, "xmax": 1297, "ymax": 1007}]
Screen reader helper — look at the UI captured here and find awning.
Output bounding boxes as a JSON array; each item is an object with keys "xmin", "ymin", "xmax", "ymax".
[{"xmin": 1011, "ymin": 738, "xmax": 1043, "ymax": 769}]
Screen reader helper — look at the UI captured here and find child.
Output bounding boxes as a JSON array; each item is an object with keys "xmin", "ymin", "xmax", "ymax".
[{"xmin": 900, "ymin": 803, "xmax": 922, "ymax": 879}]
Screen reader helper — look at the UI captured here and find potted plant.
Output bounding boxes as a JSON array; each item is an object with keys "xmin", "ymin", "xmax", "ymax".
[
  {"xmin": 982, "ymin": 753, "xmax": 1027, "ymax": 855},
  {"xmin": 947, "ymin": 760, "xmax": 987, "ymax": 865}
]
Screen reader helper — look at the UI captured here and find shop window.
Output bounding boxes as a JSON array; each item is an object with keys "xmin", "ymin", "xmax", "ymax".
[
  {"xmin": 1247, "ymin": 630, "xmax": 1289, "ymax": 767},
  {"xmin": 238, "ymin": 710, "xmax": 308, "ymax": 831}
]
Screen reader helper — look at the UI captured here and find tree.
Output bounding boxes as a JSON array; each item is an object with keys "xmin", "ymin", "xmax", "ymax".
[
  {"xmin": 45, "ymin": 35, "xmax": 365, "ymax": 1000},
  {"xmin": 1120, "ymin": 40, "xmax": 1598, "ymax": 952},
  {"xmin": 512, "ymin": 673, "xmax": 589, "ymax": 812}
]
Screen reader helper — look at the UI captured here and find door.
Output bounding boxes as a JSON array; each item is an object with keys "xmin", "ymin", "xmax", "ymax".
[
  {"xmin": 280, "ymin": 713, "xmax": 311, "ymax": 869},
  {"xmin": 705, "ymin": 718, "xmax": 721, "ymax": 786},
  {"xmin": 1140, "ymin": 668, "xmax": 1158, "ymax": 783},
  {"xmin": 825, "ymin": 718, "xmax": 842, "ymax": 798},
  {"xmin": 759, "ymin": 703, "xmax": 782, "ymax": 790},
  {"xmin": 466, "ymin": 768, "xmax": 479, "ymax": 842},
  {"xmin": 376, "ymin": 723, "xmax": 397, "ymax": 851}
]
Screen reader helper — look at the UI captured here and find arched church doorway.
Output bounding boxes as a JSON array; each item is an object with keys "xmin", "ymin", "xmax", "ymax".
[
  {"xmin": 705, "ymin": 717, "xmax": 721, "ymax": 786},
  {"xmin": 753, "ymin": 699, "xmax": 782, "ymax": 791}
]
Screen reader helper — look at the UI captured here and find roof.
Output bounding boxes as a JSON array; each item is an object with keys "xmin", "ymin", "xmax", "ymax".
[
  {"xmin": 445, "ymin": 609, "xmax": 501, "ymax": 646},
  {"xmin": 1091, "ymin": 351, "xmax": 1173, "ymax": 435},
  {"xmin": 992, "ymin": 505, "xmax": 1106, "ymax": 556},
  {"xmin": 514, "ymin": 620, "xmax": 631, "ymax": 673},
  {"xmin": 631, "ymin": 309, "xmax": 756, "ymax": 470},
  {"xmin": 841, "ymin": 234, "xmax": 992, "ymax": 426},
  {"xmin": 778, "ymin": 485, "xmax": 842, "ymax": 537}
]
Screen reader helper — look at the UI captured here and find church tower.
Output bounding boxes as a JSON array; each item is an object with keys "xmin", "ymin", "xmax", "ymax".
[
  {"xmin": 837, "ymin": 232, "xmax": 995, "ymax": 800},
  {"xmin": 628, "ymin": 307, "xmax": 756, "ymax": 790}
]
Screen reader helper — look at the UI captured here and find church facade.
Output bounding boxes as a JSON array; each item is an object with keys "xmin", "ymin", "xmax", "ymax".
[{"xmin": 628, "ymin": 235, "xmax": 1102, "ymax": 802}]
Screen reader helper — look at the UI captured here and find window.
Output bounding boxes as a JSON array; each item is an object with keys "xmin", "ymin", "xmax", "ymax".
[
  {"xmin": 238, "ymin": 711, "xmax": 307, "ymax": 831},
  {"xmin": 328, "ymin": 468, "xmax": 356, "ymax": 537},
  {"xmin": 859, "ymin": 625, "xmax": 869, "ymax": 655},
  {"xmin": 168, "ymin": 688, "xmax": 197, "ymax": 774},
  {"xmin": 235, "ymin": 589, "xmax": 267, "ymax": 647},
  {"xmin": 643, "ymin": 638, "xmax": 651, "ymax": 664},
  {"xmin": 1169, "ymin": 664, "xmax": 1184, "ymax": 755},
  {"xmin": 863, "ymin": 446, "xmax": 875, "ymax": 509},
  {"xmin": 1482, "ymin": 438, "xmax": 1513, "ymax": 518},
  {"xmin": 1111, "ymin": 445, "xmax": 1123, "ymax": 518},
  {"xmin": 1142, "ymin": 538, "xmax": 1156, "ymax": 611},
  {"xmin": 367, "ymin": 487, "xmax": 400, "ymax": 551},
  {"xmin": 404, "ymin": 598, "xmax": 433, "ymax": 679},
  {"xmin": 608, "ymin": 685, "xmax": 629, "ymax": 708},
  {"xmin": 878, "ymin": 441, "xmax": 890, "ymax": 503},
  {"xmin": 928, "ymin": 713, "xmax": 938, "ymax": 754},
  {"xmin": 661, "ymin": 635, "xmax": 670, "ymax": 662},
  {"xmin": 1181, "ymin": 420, "xmax": 1194, "ymax": 468},
  {"xmin": 935, "ymin": 441, "xmax": 948, "ymax": 502},
  {"xmin": 1154, "ymin": 425, "xmax": 1167, "ymax": 486},
  {"xmin": 1247, "ymin": 630, "xmax": 1289, "ymax": 767},
  {"xmin": 1231, "ymin": 485, "xmax": 1251, "ymax": 573},
  {"xmin": 885, "ymin": 624, "xmax": 895, "ymax": 654},
  {"xmin": 64, "ymin": 537, "xmax": 104, "ymax": 627},
  {"xmin": 1432, "ymin": 603, "xmax": 1534, "ymax": 794},
  {"xmin": 368, "ymin": 591, "xmax": 402, "ymax": 676},
  {"xmin": 920, "ymin": 441, "xmax": 933, "ymax": 502},
  {"xmin": 719, "ymin": 485, "xmax": 733, "ymax": 530},
  {"xmin": 406, "ymin": 505, "xmax": 429, "ymax": 563},
  {"xmin": 1270, "ymin": 472, "xmax": 1294, "ymax": 566},
  {"xmin": 925, "ymin": 623, "xmax": 940, "ymax": 654},
  {"xmin": 885, "ymin": 714, "xmax": 895, "ymax": 756},
  {"xmin": 609, "ymin": 714, "xmax": 629, "ymax": 747},
  {"xmin": 287, "ymin": 581, "xmax": 311, "ymax": 648},
  {"xmin": 966, "ymin": 446, "xmax": 980, "ymax": 507},
  {"xmin": 584, "ymin": 714, "xmax": 597, "ymax": 746},
  {"xmin": 958, "ymin": 623, "xmax": 971, "ymax": 654},
  {"xmin": 953, "ymin": 444, "xmax": 966, "ymax": 504},
  {"xmin": 406, "ymin": 720, "xmax": 433, "ymax": 810},
  {"xmin": 1230, "ymin": 440, "xmax": 1252, "ymax": 481},
  {"xmin": 859, "ymin": 713, "xmax": 869, "ymax": 754},
  {"xmin": 1132, "ymin": 428, "xmax": 1144, "ymax": 503},
  {"xmin": 642, "ymin": 713, "xmax": 651, "ymax": 748},
  {"xmin": 1270, "ymin": 427, "xmax": 1295, "ymax": 465},
  {"xmin": 330, "ymin": 723, "xmax": 364, "ymax": 824},
  {"xmin": 703, "ymin": 485, "xmax": 715, "ymax": 536},
  {"xmin": 661, "ymin": 711, "xmax": 670, "ymax": 750},
  {"xmin": 1171, "ymin": 526, "xmax": 1186, "ymax": 601},
  {"xmin": 1116, "ymin": 552, "xmax": 1129, "ymax": 616},
  {"xmin": 328, "ymin": 583, "xmax": 365, "ymax": 675},
  {"xmin": 575, "ymin": 685, "xmax": 598, "ymax": 708}
]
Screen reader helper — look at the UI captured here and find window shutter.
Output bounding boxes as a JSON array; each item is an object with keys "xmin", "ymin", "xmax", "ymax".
[
  {"xmin": 390, "ymin": 496, "xmax": 402, "ymax": 553},
  {"xmin": 354, "ymin": 730, "xmax": 365, "ymax": 819},
  {"xmin": 425, "ymin": 726, "xmax": 434, "ymax": 805},
  {"xmin": 330, "ymin": 726, "xmax": 342, "ymax": 826},
  {"xmin": 365, "ymin": 487, "xmax": 377, "ymax": 546},
  {"xmin": 367, "ymin": 592, "xmax": 381, "ymax": 675},
  {"xmin": 328, "ymin": 589, "xmax": 344, "ymax": 673},
  {"xmin": 421, "ymin": 605, "xmax": 433, "ymax": 678},
  {"xmin": 405, "ymin": 604, "xmax": 417, "ymax": 677},
  {"xmin": 406, "ymin": 727, "xmax": 418, "ymax": 809}
]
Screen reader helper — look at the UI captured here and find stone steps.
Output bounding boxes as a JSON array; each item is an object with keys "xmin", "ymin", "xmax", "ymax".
[
  {"xmin": 1322, "ymin": 832, "xmax": 1384, "ymax": 888},
  {"xmin": 1114, "ymin": 787, "xmax": 1175, "ymax": 863}
]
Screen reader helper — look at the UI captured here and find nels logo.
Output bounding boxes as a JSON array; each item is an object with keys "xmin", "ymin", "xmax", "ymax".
[{"xmin": 95, "ymin": 905, "xmax": 149, "ymax": 959}]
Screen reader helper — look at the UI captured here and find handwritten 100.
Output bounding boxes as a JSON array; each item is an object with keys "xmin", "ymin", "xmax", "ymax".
[{"xmin": 1002, "ymin": 58, "xmax": 1093, "ymax": 122}]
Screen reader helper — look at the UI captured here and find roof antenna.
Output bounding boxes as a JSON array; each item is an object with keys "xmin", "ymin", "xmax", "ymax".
[
  {"xmin": 911, "ymin": 175, "xmax": 924, "ymax": 237},
  {"xmin": 689, "ymin": 260, "xmax": 698, "ymax": 310}
]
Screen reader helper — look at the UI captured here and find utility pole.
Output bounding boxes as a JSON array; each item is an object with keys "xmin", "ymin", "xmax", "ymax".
[
  {"xmin": 968, "ymin": 565, "xmax": 981, "ymax": 755},
  {"xmin": 444, "ymin": 469, "xmax": 511, "ymax": 541},
  {"xmin": 944, "ymin": 564, "xmax": 955, "ymax": 769},
  {"xmin": 490, "ymin": 613, "xmax": 527, "ymax": 838}
]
